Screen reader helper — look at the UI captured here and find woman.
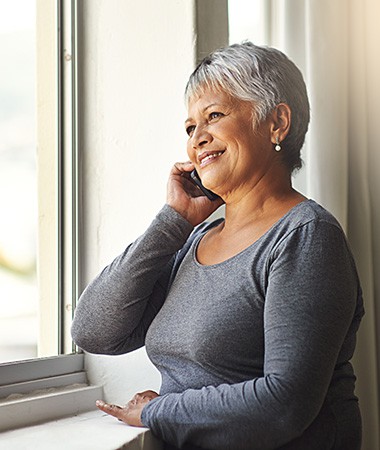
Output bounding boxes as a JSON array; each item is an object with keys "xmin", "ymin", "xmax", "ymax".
[{"xmin": 71, "ymin": 42, "xmax": 364, "ymax": 449}]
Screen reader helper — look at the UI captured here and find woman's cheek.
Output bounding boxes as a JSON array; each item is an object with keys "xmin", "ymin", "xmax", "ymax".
[{"xmin": 187, "ymin": 142, "xmax": 196, "ymax": 163}]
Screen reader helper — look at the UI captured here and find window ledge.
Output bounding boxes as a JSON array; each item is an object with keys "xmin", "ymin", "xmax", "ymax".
[
  {"xmin": 0, "ymin": 410, "xmax": 162, "ymax": 450},
  {"xmin": 0, "ymin": 383, "xmax": 103, "ymax": 432}
]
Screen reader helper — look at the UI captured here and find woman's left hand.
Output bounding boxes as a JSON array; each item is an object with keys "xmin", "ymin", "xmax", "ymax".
[{"xmin": 96, "ymin": 390, "xmax": 159, "ymax": 427}]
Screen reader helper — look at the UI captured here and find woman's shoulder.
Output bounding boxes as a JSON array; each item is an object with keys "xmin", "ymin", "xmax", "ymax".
[
  {"xmin": 279, "ymin": 199, "xmax": 344, "ymax": 234},
  {"xmin": 269, "ymin": 199, "xmax": 350, "ymax": 258}
]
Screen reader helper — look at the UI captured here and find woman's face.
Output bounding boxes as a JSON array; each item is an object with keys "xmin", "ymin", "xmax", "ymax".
[{"xmin": 185, "ymin": 88, "xmax": 275, "ymax": 198}]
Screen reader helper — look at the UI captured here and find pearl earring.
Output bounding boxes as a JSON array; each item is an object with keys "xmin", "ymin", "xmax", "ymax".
[{"xmin": 275, "ymin": 137, "xmax": 281, "ymax": 152}]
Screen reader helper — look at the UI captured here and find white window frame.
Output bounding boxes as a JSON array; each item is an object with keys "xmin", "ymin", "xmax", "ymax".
[
  {"xmin": 57, "ymin": 0, "xmax": 80, "ymax": 355},
  {"xmin": 0, "ymin": 0, "xmax": 99, "ymax": 432},
  {"xmin": 38, "ymin": 0, "xmax": 79, "ymax": 357}
]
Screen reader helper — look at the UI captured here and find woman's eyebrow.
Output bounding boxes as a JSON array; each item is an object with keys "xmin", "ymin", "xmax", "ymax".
[{"xmin": 184, "ymin": 103, "xmax": 221, "ymax": 124}]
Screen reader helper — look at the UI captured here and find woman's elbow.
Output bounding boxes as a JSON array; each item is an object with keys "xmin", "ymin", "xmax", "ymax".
[
  {"xmin": 70, "ymin": 319, "xmax": 98, "ymax": 354},
  {"xmin": 71, "ymin": 319, "xmax": 144, "ymax": 356}
]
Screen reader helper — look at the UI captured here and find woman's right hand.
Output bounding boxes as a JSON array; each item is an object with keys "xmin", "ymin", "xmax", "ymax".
[{"xmin": 167, "ymin": 161, "xmax": 223, "ymax": 227}]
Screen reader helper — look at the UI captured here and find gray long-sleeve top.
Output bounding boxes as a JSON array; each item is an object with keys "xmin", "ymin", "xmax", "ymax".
[{"xmin": 71, "ymin": 200, "xmax": 364, "ymax": 450}]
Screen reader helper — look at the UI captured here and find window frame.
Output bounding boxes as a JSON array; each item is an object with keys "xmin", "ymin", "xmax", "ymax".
[
  {"xmin": 57, "ymin": 0, "xmax": 80, "ymax": 355},
  {"xmin": 36, "ymin": 0, "xmax": 80, "ymax": 357},
  {"xmin": 0, "ymin": 0, "xmax": 90, "ymax": 430}
]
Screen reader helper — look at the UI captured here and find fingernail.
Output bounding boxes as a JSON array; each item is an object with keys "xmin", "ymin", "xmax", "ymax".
[{"xmin": 96, "ymin": 400, "xmax": 105, "ymax": 407}]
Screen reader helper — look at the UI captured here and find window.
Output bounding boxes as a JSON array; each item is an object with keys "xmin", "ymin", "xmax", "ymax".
[
  {"xmin": 0, "ymin": 0, "xmax": 80, "ymax": 364},
  {"xmin": 0, "ymin": 1, "xmax": 93, "ymax": 431}
]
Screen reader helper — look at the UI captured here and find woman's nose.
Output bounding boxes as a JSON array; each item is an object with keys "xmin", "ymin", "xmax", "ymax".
[{"xmin": 191, "ymin": 125, "xmax": 212, "ymax": 149}]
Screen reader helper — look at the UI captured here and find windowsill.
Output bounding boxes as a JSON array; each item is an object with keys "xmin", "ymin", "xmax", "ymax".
[
  {"xmin": 0, "ymin": 409, "xmax": 163, "ymax": 450},
  {"xmin": 0, "ymin": 353, "xmax": 109, "ymax": 433},
  {"xmin": 0, "ymin": 378, "xmax": 102, "ymax": 432}
]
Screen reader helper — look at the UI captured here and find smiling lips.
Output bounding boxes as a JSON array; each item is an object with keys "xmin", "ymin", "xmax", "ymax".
[{"xmin": 199, "ymin": 151, "xmax": 225, "ymax": 168}]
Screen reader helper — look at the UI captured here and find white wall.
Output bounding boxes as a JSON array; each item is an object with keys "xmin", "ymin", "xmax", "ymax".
[{"xmin": 79, "ymin": 0, "xmax": 196, "ymax": 402}]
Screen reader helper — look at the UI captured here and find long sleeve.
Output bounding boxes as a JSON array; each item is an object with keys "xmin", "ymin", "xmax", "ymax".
[
  {"xmin": 71, "ymin": 205, "xmax": 194, "ymax": 355},
  {"xmin": 141, "ymin": 219, "xmax": 364, "ymax": 449}
]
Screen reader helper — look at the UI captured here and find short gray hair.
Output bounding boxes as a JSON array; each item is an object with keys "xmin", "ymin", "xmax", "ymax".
[{"xmin": 185, "ymin": 42, "xmax": 310, "ymax": 173}]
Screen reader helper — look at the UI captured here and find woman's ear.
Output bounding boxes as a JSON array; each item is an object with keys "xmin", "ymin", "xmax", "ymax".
[{"xmin": 270, "ymin": 103, "xmax": 291, "ymax": 144}]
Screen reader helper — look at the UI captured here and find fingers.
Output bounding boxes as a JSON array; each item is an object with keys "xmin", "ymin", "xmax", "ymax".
[
  {"xmin": 96, "ymin": 397, "xmax": 149, "ymax": 427},
  {"xmin": 96, "ymin": 399, "xmax": 136, "ymax": 424},
  {"xmin": 96, "ymin": 400, "xmax": 124, "ymax": 419},
  {"xmin": 96, "ymin": 392, "xmax": 159, "ymax": 424},
  {"xmin": 171, "ymin": 160, "xmax": 194, "ymax": 176},
  {"xmin": 96, "ymin": 390, "xmax": 158, "ymax": 416}
]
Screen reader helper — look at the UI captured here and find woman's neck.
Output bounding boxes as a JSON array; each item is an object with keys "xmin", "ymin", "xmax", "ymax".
[{"xmin": 221, "ymin": 171, "xmax": 306, "ymax": 233}]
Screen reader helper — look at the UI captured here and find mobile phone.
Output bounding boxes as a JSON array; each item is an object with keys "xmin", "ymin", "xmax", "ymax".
[{"xmin": 190, "ymin": 170, "xmax": 221, "ymax": 201}]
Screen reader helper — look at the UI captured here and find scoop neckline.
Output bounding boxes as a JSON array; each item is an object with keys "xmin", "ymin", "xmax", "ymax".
[{"xmin": 192, "ymin": 199, "xmax": 313, "ymax": 268}]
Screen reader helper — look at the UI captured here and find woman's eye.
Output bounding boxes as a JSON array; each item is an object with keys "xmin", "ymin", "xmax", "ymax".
[
  {"xmin": 186, "ymin": 125, "xmax": 195, "ymax": 136},
  {"xmin": 209, "ymin": 112, "xmax": 223, "ymax": 120}
]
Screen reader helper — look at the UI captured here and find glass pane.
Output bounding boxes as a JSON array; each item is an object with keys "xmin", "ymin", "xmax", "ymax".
[{"xmin": 0, "ymin": 0, "xmax": 37, "ymax": 362}]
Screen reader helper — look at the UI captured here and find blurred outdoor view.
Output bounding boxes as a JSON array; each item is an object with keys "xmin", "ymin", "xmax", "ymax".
[{"xmin": 0, "ymin": 0, "xmax": 38, "ymax": 362}]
